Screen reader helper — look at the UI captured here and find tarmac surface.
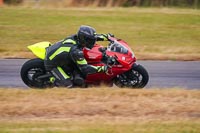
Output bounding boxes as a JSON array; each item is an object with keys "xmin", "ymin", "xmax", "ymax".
[{"xmin": 0, "ymin": 59, "xmax": 200, "ymax": 89}]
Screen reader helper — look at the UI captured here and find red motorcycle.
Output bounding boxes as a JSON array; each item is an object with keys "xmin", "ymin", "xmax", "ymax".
[{"xmin": 21, "ymin": 37, "xmax": 149, "ymax": 88}]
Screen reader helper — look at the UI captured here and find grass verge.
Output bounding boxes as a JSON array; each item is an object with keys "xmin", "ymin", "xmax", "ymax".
[
  {"xmin": 0, "ymin": 87, "xmax": 199, "ymax": 133},
  {"xmin": 0, "ymin": 7, "xmax": 200, "ymax": 60}
]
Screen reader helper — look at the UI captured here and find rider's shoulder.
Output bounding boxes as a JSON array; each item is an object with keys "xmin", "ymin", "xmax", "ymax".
[
  {"xmin": 62, "ymin": 34, "xmax": 78, "ymax": 44},
  {"xmin": 64, "ymin": 34, "xmax": 78, "ymax": 40}
]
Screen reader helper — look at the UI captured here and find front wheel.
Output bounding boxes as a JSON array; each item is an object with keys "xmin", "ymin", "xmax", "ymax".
[{"xmin": 114, "ymin": 64, "xmax": 149, "ymax": 88}]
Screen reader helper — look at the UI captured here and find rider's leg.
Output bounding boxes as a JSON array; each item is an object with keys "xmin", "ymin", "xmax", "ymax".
[{"xmin": 51, "ymin": 66, "xmax": 73, "ymax": 88}]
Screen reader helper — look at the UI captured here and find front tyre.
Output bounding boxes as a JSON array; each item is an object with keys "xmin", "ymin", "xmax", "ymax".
[
  {"xmin": 20, "ymin": 58, "xmax": 51, "ymax": 88},
  {"xmin": 114, "ymin": 64, "xmax": 149, "ymax": 88}
]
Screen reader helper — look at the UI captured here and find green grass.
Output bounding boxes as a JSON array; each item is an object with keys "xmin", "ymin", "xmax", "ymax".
[
  {"xmin": 0, "ymin": 7, "xmax": 200, "ymax": 60},
  {"xmin": 0, "ymin": 120, "xmax": 199, "ymax": 133}
]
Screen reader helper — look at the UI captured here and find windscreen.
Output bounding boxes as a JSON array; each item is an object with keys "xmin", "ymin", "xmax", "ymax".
[{"xmin": 107, "ymin": 41, "xmax": 128, "ymax": 54}]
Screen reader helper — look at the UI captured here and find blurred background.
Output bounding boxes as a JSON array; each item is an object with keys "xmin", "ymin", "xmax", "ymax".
[
  {"xmin": 0, "ymin": 0, "xmax": 199, "ymax": 60},
  {"xmin": 1, "ymin": 0, "xmax": 200, "ymax": 8}
]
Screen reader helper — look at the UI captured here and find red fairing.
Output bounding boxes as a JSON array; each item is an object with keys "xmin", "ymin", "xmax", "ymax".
[
  {"xmin": 83, "ymin": 44, "xmax": 103, "ymax": 64},
  {"xmin": 83, "ymin": 37, "xmax": 136, "ymax": 85}
]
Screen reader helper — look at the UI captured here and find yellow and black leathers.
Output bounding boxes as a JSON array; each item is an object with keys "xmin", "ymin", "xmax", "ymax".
[{"xmin": 44, "ymin": 34, "xmax": 109, "ymax": 87}]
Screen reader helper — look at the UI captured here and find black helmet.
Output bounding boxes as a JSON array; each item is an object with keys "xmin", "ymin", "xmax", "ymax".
[{"xmin": 77, "ymin": 25, "xmax": 97, "ymax": 49}]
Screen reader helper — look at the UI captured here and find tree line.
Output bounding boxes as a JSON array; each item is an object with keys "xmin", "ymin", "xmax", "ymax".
[{"xmin": 3, "ymin": 0, "xmax": 200, "ymax": 8}]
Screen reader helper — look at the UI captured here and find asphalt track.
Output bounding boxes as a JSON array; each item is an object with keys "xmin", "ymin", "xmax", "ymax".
[{"xmin": 0, "ymin": 59, "xmax": 200, "ymax": 89}]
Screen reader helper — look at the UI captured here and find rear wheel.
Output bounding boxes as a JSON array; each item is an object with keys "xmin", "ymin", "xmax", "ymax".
[
  {"xmin": 114, "ymin": 64, "xmax": 149, "ymax": 88},
  {"xmin": 20, "ymin": 58, "xmax": 52, "ymax": 88}
]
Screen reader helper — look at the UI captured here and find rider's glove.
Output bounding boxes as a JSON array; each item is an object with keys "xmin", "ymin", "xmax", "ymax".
[
  {"xmin": 97, "ymin": 65, "xmax": 113, "ymax": 75},
  {"xmin": 107, "ymin": 33, "xmax": 114, "ymax": 37},
  {"xmin": 97, "ymin": 65, "xmax": 109, "ymax": 73},
  {"xmin": 102, "ymin": 33, "xmax": 114, "ymax": 40}
]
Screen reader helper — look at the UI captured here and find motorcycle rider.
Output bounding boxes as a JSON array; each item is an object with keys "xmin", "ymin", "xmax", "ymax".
[{"xmin": 44, "ymin": 25, "xmax": 112, "ymax": 88}]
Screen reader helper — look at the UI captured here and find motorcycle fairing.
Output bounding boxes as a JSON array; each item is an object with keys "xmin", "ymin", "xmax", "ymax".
[{"xmin": 28, "ymin": 42, "xmax": 51, "ymax": 59}]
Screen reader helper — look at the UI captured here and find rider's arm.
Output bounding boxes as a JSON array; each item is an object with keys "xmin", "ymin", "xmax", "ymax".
[{"xmin": 70, "ymin": 48, "xmax": 107, "ymax": 76}]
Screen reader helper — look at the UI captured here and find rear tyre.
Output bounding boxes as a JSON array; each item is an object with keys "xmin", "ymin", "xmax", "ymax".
[
  {"xmin": 114, "ymin": 64, "xmax": 149, "ymax": 88},
  {"xmin": 20, "ymin": 58, "xmax": 51, "ymax": 88}
]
